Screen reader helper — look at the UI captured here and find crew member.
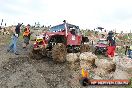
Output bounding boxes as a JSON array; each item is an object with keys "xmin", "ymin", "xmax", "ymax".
[{"xmin": 23, "ymin": 24, "xmax": 31, "ymax": 49}]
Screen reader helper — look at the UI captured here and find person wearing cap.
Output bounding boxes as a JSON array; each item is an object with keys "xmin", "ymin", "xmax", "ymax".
[
  {"xmin": 106, "ymin": 31, "xmax": 116, "ymax": 59},
  {"xmin": 7, "ymin": 23, "xmax": 23, "ymax": 55},
  {"xmin": 23, "ymin": 24, "xmax": 31, "ymax": 49}
]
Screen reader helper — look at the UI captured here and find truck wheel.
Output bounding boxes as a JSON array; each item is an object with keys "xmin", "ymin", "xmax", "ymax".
[
  {"xmin": 52, "ymin": 43, "xmax": 67, "ymax": 63},
  {"xmin": 41, "ymin": 48, "xmax": 47, "ymax": 57},
  {"xmin": 94, "ymin": 49, "xmax": 98, "ymax": 55},
  {"xmin": 80, "ymin": 44, "xmax": 90, "ymax": 53},
  {"xmin": 29, "ymin": 49, "xmax": 43, "ymax": 60}
]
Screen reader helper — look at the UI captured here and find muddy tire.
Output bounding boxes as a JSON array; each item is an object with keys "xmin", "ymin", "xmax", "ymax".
[
  {"xmin": 29, "ymin": 49, "xmax": 43, "ymax": 60},
  {"xmin": 41, "ymin": 48, "xmax": 47, "ymax": 57},
  {"xmin": 94, "ymin": 49, "xmax": 98, "ymax": 55},
  {"xmin": 80, "ymin": 44, "xmax": 90, "ymax": 53},
  {"xmin": 52, "ymin": 43, "xmax": 67, "ymax": 63}
]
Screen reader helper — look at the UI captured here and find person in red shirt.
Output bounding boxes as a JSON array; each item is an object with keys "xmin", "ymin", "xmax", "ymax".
[{"xmin": 106, "ymin": 31, "xmax": 116, "ymax": 59}]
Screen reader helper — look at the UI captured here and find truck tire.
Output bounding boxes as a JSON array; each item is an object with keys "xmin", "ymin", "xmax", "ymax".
[
  {"xmin": 41, "ymin": 48, "xmax": 47, "ymax": 57},
  {"xmin": 94, "ymin": 49, "xmax": 98, "ymax": 55},
  {"xmin": 52, "ymin": 43, "xmax": 67, "ymax": 63},
  {"xmin": 80, "ymin": 44, "xmax": 90, "ymax": 53},
  {"xmin": 29, "ymin": 49, "xmax": 43, "ymax": 60}
]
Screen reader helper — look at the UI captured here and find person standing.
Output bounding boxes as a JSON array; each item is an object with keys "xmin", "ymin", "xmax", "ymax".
[
  {"xmin": 106, "ymin": 31, "xmax": 116, "ymax": 59},
  {"xmin": 23, "ymin": 24, "xmax": 31, "ymax": 49},
  {"xmin": 127, "ymin": 44, "xmax": 132, "ymax": 58},
  {"xmin": 7, "ymin": 23, "xmax": 23, "ymax": 55}
]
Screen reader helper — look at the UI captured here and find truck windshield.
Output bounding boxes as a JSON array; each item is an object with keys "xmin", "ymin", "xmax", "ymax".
[
  {"xmin": 49, "ymin": 23, "xmax": 80, "ymax": 34},
  {"xmin": 68, "ymin": 24, "xmax": 80, "ymax": 34},
  {"xmin": 49, "ymin": 24, "xmax": 65, "ymax": 32}
]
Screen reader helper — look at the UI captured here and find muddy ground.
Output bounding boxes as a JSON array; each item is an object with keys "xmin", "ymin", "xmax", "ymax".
[
  {"xmin": 0, "ymin": 35, "xmax": 131, "ymax": 88},
  {"xmin": 0, "ymin": 35, "xmax": 82, "ymax": 88}
]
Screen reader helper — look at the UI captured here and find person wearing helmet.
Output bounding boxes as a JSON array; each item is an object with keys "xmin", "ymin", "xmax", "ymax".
[
  {"xmin": 23, "ymin": 24, "xmax": 31, "ymax": 49},
  {"xmin": 106, "ymin": 31, "xmax": 116, "ymax": 59}
]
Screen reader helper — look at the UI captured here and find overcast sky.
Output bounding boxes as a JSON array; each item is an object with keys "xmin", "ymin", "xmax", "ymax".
[{"xmin": 0, "ymin": 0, "xmax": 132, "ymax": 32}]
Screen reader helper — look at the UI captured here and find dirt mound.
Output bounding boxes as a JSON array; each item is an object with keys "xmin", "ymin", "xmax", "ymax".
[{"xmin": 52, "ymin": 43, "xmax": 67, "ymax": 63}]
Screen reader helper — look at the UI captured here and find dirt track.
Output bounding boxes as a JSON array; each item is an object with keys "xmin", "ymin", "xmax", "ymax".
[
  {"xmin": 0, "ymin": 35, "xmax": 82, "ymax": 88},
  {"xmin": 0, "ymin": 35, "xmax": 131, "ymax": 88}
]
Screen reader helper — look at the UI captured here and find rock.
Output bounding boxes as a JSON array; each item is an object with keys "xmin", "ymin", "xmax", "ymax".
[
  {"xmin": 95, "ymin": 59, "xmax": 116, "ymax": 73},
  {"xmin": 114, "ymin": 56, "xmax": 132, "ymax": 72},
  {"xmin": 80, "ymin": 60, "xmax": 93, "ymax": 69},
  {"xmin": 94, "ymin": 68, "xmax": 109, "ymax": 77},
  {"xmin": 76, "ymin": 53, "xmax": 80, "ymax": 57},
  {"xmin": 113, "ymin": 69, "xmax": 130, "ymax": 79},
  {"xmin": 66, "ymin": 53, "xmax": 80, "ymax": 70},
  {"xmin": 79, "ymin": 52, "xmax": 97, "ymax": 69},
  {"xmin": 79, "ymin": 52, "xmax": 97, "ymax": 64},
  {"xmin": 66, "ymin": 53, "xmax": 79, "ymax": 63},
  {"xmin": 93, "ymin": 75, "xmax": 103, "ymax": 79}
]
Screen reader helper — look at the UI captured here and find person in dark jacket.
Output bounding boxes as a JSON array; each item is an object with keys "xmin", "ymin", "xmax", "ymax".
[{"xmin": 7, "ymin": 23, "xmax": 23, "ymax": 55}]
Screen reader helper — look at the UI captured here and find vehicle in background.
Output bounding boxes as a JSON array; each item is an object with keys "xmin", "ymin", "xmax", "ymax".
[{"xmin": 94, "ymin": 39, "xmax": 108, "ymax": 55}]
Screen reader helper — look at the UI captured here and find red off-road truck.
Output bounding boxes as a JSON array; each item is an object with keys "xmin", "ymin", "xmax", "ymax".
[{"xmin": 30, "ymin": 21, "xmax": 89, "ymax": 62}]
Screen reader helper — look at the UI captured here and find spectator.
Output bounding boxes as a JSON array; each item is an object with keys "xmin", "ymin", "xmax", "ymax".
[
  {"xmin": 7, "ymin": 23, "xmax": 23, "ymax": 55},
  {"xmin": 106, "ymin": 31, "xmax": 116, "ymax": 59},
  {"xmin": 126, "ymin": 44, "xmax": 132, "ymax": 58}
]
